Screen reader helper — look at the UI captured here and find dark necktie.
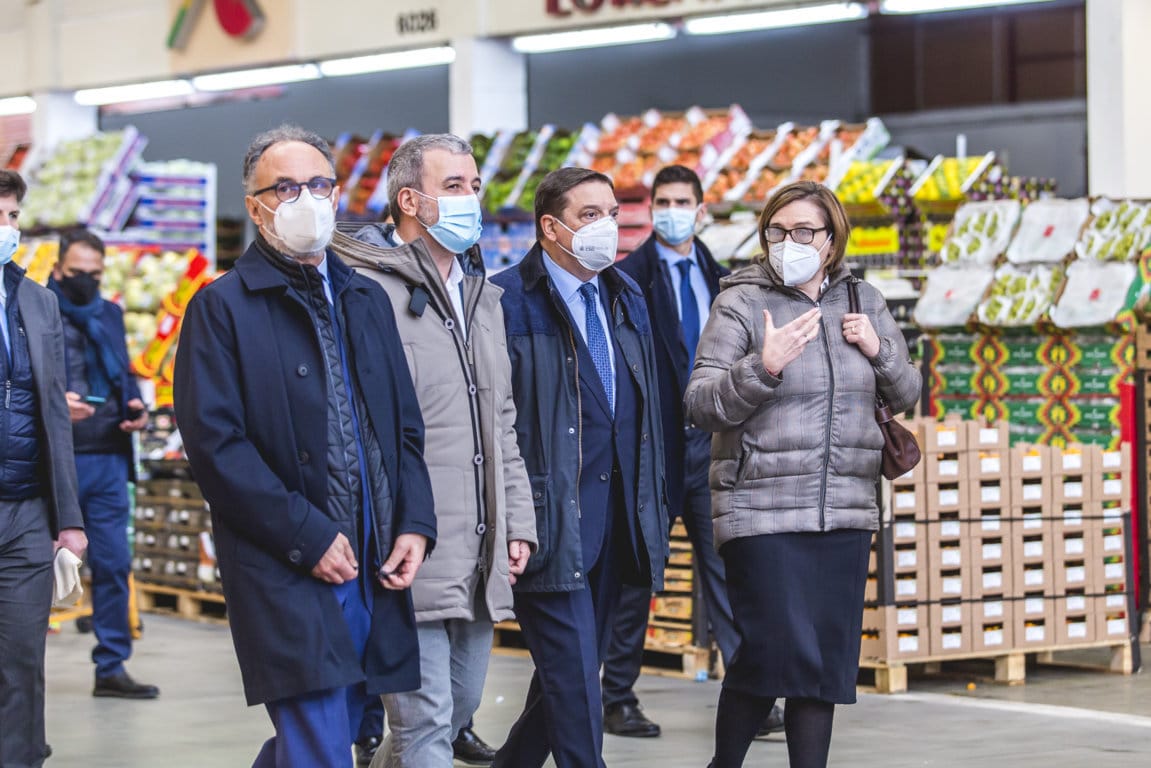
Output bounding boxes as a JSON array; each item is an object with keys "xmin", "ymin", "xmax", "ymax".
[
  {"xmin": 578, "ymin": 282, "xmax": 614, "ymax": 416},
  {"xmin": 676, "ymin": 258, "xmax": 700, "ymax": 365}
]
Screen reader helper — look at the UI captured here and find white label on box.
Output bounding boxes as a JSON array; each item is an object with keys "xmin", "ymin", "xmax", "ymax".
[
  {"xmin": 984, "ymin": 629, "xmax": 1004, "ymax": 646},
  {"xmin": 981, "ymin": 486, "xmax": 1002, "ymax": 504},
  {"xmin": 939, "ymin": 459, "xmax": 960, "ymax": 477},
  {"xmin": 1023, "ymin": 513, "xmax": 1043, "ymax": 530},
  {"xmin": 979, "ymin": 428, "xmax": 999, "ymax": 445},
  {"xmin": 981, "ymin": 516, "xmax": 1001, "ymax": 532},
  {"xmin": 897, "ymin": 578, "xmax": 918, "ymax": 597},
  {"xmin": 943, "ymin": 633, "xmax": 962, "ymax": 650},
  {"xmin": 1103, "ymin": 510, "xmax": 1123, "ymax": 525},
  {"xmin": 1023, "ymin": 483, "xmax": 1043, "ymax": 501},
  {"xmin": 1067, "ymin": 595, "xmax": 1087, "ymax": 612},
  {"xmin": 1062, "ymin": 452, "xmax": 1083, "ymax": 471},
  {"xmin": 1066, "ymin": 566, "xmax": 1087, "ymax": 583},
  {"xmin": 982, "ymin": 572, "xmax": 1003, "ymax": 589},
  {"xmin": 895, "ymin": 521, "xmax": 917, "ymax": 538},
  {"xmin": 896, "ymin": 491, "xmax": 917, "ymax": 509},
  {"xmin": 984, "ymin": 601, "xmax": 1004, "ymax": 619},
  {"xmin": 1103, "ymin": 451, "xmax": 1122, "ymax": 469},
  {"xmin": 942, "ymin": 549, "xmax": 962, "ymax": 566},
  {"xmin": 1062, "ymin": 481, "xmax": 1084, "ymax": 499},
  {"xmin": 1025, "ymin": 570, "xmax": 1045, "ymax": 587},
  {"xmin": 897, "ymin": 608, "xmax": 918, "ymax": 626},
  {"xmin": 1105, "ymin": 535, "xmax": 1123, "ymax": 553},
  {"xmin": 1023, "ymin": 455, "xmax": 1043, "ymax": 472},
  {"xmin": 1024, "ymin": 541, "xmax": 1044, "ymax": 558},
  {"xmin": 1105, "ymin": 563, "xmax": 1125, "ymax": 580},
  {"xmin": 897, "ymin": 551, "xmax": 918, "ymax": 568},
  {"xmin": 937, "ymin": 428, "xmax": 958, "ymax": 448},
  {"xmin": 1024, "ymin": 597, "xmax": 1045, "ymax": 614},
  {"xmin": 1104, "ymin": 479, "xmax": 1123, "ymax": 496},
  {"xmin": 899, "ymin": 635, "xmax": 919, "ymax": 653},
  {"xmin": 943, "ymin": 577, "xmax": 963, "ymax": 594},
  {"xmin": 1107, "ymin": 619, "xmax": 1127, "ymax": 636},
  {"xmin": 1064, "ymin": 538, "xmax": 1085, "ymax": 556},
  {"xmin": 1107, "ymin": 594, "xmax": 1126, "ymax": 609},
  {"xmin": 983, "ymin": 542, "xmax": 1003, "ymax": 560},
  {"xmin": 1026, "ymin": 625, "xmax": 1046, "ymax": 642},
  {"xmin": 941, "ymin": 520, "xmax": 961, "ymax": 537},
  {"xmin": 1069, "ymin": 622, "xmax": 1087, "ymax": 639},
  {"xmin": 942, "ymin": 605, "xmax": 962, "ymax": 623},
  {"xmin": 1062, "ymin": 509, "xmax": 1084, "ymax": 525},
  {"xmin": 981, "ymin": 457, "xmax": 1001, "ymax": 474},
  {"xmin": 939, "ymin": 488, "xmax": 960, "ymax": 506}
]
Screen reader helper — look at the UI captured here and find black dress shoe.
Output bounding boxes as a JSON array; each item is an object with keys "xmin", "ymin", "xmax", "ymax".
[
  {"xmin": 604, "ymin": 702, "xmax": 661, "ymax": 738},
  {"xmin": 452, "ymin": 726, "xmax": 496, "ymax": 766},
  {"xmin": 93, "ymin": 672, "xmax": 160, "ymax": 699},
  {"xmin": 755, "ymin": 703, "xmax": 785, "ymax": 738},
  {"xmin": 354, "ymin": 735, "xmax": 381, "ymax": 767}
]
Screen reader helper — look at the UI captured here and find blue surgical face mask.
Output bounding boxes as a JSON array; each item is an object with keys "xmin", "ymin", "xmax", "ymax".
[
  {"xmin": 652, "ymin": 206, "xmax": 699, "ymax": 246},
  {"xmin": 414, "ymin": 190, "xmax": 483, "ymax": 254},
  {"xmin": 0, "ymin": 225, "xmax": 19, "ymax": 265}
]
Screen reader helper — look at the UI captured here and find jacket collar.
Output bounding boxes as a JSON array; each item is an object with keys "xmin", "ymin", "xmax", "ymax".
[
  {"xmin": 519, "ymin": 242, "xmax": 638, "ymax": 302},
  {"xmin": 235, "ymin": 237, "xmax": 366, "ymax": 299}
]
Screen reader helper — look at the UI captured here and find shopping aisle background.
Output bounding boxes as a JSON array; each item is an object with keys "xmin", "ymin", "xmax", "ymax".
[{"xmin": 43, "ymin": 616, "xmax": 1151, "ymax": 767}]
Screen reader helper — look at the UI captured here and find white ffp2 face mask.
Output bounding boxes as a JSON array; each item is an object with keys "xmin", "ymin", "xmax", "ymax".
[
  {"xmin": 768, "ymin": 237, "xmax": 830, "ymax": 287},
  {"xmin": 556, "ymin": 216, "xmax": 619, "ymax": 273},
  {"xmin": 259, "ymin": 194, "xmax": 336, "ymax": 258}
]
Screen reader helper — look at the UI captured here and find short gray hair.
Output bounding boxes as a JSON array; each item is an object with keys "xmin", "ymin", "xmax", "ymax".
[
  {"xmin": 242, "ymin": 124, "xmax": 335, "ymax": 192},
  {"xmin": 386, "ymin": 133, "xmax": 473, "ymax": 221}
]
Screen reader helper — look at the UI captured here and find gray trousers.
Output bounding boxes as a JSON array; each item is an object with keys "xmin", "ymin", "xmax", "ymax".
[
  {"xmin": 374, "ymin": 615, "xmax": 495, "ymax": 768},
  {"xmin": 0, "ymin": 497, "xmax": 53, "ymax": 768}
]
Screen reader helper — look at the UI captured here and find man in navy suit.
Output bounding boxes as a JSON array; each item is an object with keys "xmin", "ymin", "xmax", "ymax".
[
  {"xmin": 491, "ymin": 167, "xmax": 668, "ymax": 768},
  {"xmin": 606, "ymin": 165, "xmax": 783, "ymax": 738}
]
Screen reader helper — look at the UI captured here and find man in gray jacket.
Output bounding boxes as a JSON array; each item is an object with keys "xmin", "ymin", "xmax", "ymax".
[{"xmin": 332, "ymin": 134, "xmax": 537, "ymax": 768}]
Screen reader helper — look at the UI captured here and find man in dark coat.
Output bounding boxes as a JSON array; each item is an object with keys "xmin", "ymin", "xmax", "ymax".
[
  {"xmin": 491, "ymin": 167, "xmax": 668, "ymax": 768},
  {"xmin": 174, "ymin": 125, "xmax": 436, "ymax": 767},
  {"xmin": 0, "ymin": 168, "xmax": 87, "ymax": 767},
  {"xmin": 606, "ymin": 165, "xmax": 783, "ymax": 738},
  {"xmin": 49, "ymin": 229, "xmax": 157, "ymax": 700}
]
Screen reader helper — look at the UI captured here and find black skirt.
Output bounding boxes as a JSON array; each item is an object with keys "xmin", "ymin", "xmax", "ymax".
[{"xmin": 720, "ymin": 529, "xmax": 872, "ymax": 705}]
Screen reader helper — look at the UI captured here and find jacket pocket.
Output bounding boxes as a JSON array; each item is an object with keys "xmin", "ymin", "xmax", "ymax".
[{"xmin": 521, "ymin": 473, "xmax": 550, "ymax": 576}]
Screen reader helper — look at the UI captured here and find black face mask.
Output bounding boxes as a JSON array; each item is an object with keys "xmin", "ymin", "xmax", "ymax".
[{"xmin": 58, "ymin": 271, "xmax": 101, "ymax": 305}]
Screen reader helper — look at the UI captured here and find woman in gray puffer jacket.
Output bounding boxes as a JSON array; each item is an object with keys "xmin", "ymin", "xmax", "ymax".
[{"xmin": 685, "ymin": 181, "xmax": 920, "ymax": 768}]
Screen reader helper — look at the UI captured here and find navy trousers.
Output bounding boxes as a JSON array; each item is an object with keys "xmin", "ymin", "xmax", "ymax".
[{"xmin": 75, "ymin": 452, "xmax": 133, "ymax": 679}]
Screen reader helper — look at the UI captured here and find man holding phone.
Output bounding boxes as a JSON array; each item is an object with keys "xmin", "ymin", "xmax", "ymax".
[{"xmin": 50, "ymin": 229, "xmax": 157, "ymax": 699}]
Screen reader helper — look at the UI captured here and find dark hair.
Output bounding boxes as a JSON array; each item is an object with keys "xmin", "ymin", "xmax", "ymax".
[
  {"xmin": 757, "ymin": 181, "xmax": 851, "ymax": 273},
  {"xmin": 59, "ymin": 229, "xmax": 106, "ymax": 261},
  {"xmin": 242, "ymin": 124, "xmax": 335, "ymax": 192},
  {"xmin": 0, "ymin": 169, "xmax": 27, "ymax": 203},
  {"xmin": 651, "ymin": 164, "xmax": 703, "ymax": 206},
  {"xmin": 534, "ymin": 167, "xmax": 614, "ymax": 240},
  {"xmin": 386, "ymin": 134, "xmax": 473, "ymax": 223}
]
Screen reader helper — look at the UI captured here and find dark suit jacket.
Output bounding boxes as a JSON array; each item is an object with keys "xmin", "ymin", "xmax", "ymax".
[
  {"xmin": 617, "ymin": 235, "xmax": 728, "ymax": 521},
  {"xmin": 12, "ymin": 266, "xmax": 82, "ymax": 537}
]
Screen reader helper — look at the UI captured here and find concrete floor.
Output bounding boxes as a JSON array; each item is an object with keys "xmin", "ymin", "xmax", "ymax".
[{"xmin": 43, "ymin": 615, "xmax": 1151, "ymax": 767}]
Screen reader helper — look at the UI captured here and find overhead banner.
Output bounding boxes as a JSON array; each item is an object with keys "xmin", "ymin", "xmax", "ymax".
[{"xmin": 484, "ymin": 0, "xmax": 804, "ymax": 37}]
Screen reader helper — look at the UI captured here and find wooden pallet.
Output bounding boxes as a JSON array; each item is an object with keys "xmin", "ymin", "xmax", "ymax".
[
  {"xmin": 860, "ymin": 639, "xmax": 1135, "ymax": 694},
  {"xmin": 136, "ymin": 582, "xmax": 227, "ymax": 624}
]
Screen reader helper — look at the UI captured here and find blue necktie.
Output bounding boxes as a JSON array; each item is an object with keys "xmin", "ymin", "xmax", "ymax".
[
  {"xmin": 578, "ymin": 282, "xmax": 614, "ymax": 416},
  {"xmin": 676, "ymin": 259, "xmax": 700, "ymax": 365}
]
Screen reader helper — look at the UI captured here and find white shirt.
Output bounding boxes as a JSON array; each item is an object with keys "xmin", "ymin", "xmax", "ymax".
[
  {"xmin": 0, "ymin": 268, "xmax": 9, "ymax": 357},
  {"xmin": 444, "ymin": 256, "xmax": 468, "ymax": 340},
  {"xmin": 541, "ymin": 249, "xmax": 616, "ymax": 386},
  {"xmin": 314, "ymin": 255, "xmax": 334, "ymax": 305},
  {"xmin": 655, "ymin": 240, "xmax": 710, "ymax": 326}
]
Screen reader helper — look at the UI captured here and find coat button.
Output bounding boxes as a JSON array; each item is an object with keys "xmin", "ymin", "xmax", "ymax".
[
  {"xmin": 288, "ymin": 549, "xmax": 302, "ymax": 564},
  {"xmin": 297, "ymin": 365, "xmax": 308, "ymax": 376},
  {"xmin": 568, "ymin": 427, "xmax": 576, "ymax": 435},
  {"xmin": 445, "ymin": 318, "xmax": 455, "ymax": 330},
  {"xmin": 533, "ymin": 490, "xmax": 543, "ymax": 500},
  {"xmin": 475, "ymin": 523, "xmax": 487, "ymax": 535},
  {"xmin": 298, "ymin": 451, "xmax": 310, "ymax": 464},
  {"xmin": 600, "ymin": 472, "xmax": 609, "ymax": 481},
  {"xmin": 642, "ymin": 433, "xmax": 649, "ymax": 441},
  {"xmin": 468, "ymin": 385, "xmax": 477, "ymax": 395},
  {"xmin": 639, "ymin": 504, "xmax": 646, "ymax": 513},
  {"xmin": 632, "ymin": 363, "xmax": 639, "ymax": 372},
  {"xmin": 473, "ymin": 454, "xmax": 484, "ymax": 466},
  {"xmin": 573, "ymin": 570, "xmax": 582, "ymax": 579}
]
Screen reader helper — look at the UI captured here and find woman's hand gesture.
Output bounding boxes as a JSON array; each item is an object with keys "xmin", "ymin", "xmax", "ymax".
[{"xmin": 760, "ymin": 307, "xmax": 822, "ymax": 377}]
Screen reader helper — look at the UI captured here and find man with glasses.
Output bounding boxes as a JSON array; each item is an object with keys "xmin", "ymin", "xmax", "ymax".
[{"xmin": 174, "ymin": 124, "xmax": 436, "ymax": 766}]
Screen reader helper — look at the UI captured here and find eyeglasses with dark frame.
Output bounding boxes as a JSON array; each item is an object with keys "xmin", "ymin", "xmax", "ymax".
[
  {"xmin": 250, "ymin": 176, "xmax": 337, "ymax": 204},
  {"xmin": 764, "ymin": 226, "xmax": 828, "ymax": 245}
]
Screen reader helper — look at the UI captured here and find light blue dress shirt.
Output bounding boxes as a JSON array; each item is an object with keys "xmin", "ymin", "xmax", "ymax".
[
  {"xmin": 0, "ymin": 270, "xmax": 9, "ymax": 359},
  {"xmin": 541, "ymin": 249, "xmax": 616, "ymax": 386},
  {"xmin": 315, "ymin": 255, "xmax": 333, "ymax": 305},
  {"xmin": 656, "ymin": 240, "xmax": 710, "ymax": 326}
]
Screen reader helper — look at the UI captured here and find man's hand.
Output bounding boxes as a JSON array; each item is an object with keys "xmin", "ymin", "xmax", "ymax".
[
  {"xmin": 378, "ymin": 533, "xmax": 428, "ymax": 591},
  {"xmin": 66, "ymin": 392, "xmax": 95, "ymax": 423},
  {"xmin": 760, "ymin": 307, "xmax": 821, "ymax": 377},
  {"xmin": 119, "ymin": 398, "xmax": 149, "ymax": 432},
  {"xmin": 310, "ymin": 533, "xmax": 359, "ymax": 584},
  {"xmin": 507, "ymin": 540, "xmax": 531, "ymax": 585},
  {"xmin": 56, "ymin": 527, "xmax": 88, "ymax": 558}
]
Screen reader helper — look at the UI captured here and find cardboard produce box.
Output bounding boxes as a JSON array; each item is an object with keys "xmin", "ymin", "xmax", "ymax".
[
  {"xmin": 1097, "ymin": 592, "xmax": 1131, "ymax": 641},
  {"xmin": 1014, "ymin": 594, "xmax": 1056, "ymax": 648},
  {"xmin": 891, "ymin": 568, "xmax": 929, "ymax": 603},
  {"xmin": 968, "ymin": 448, "xmax": 1009, "ymax": 481},
  {"xmin": 1012, "ymin": 444, "xmax": 1052, "ymax": 478},
  {"xmin": 972, "ymin": 506, "xmax": 1009, "ymax": 536},
  {"xmin": 1055, "ymin": 590, "xmax": 1096, "ymax": 645},
  {"xmin": 975, "ymin": 563, "xmax": 1010, "ymax": 598},
  {"xmin": 972, "ymin": 532, "xmax": 1011, "ymax": 571},
  {"xmin": 1054, "ymin": 552, "xmax": 1092, "ymax": 594},
  {"xmin": 926, "ymin": 482, "xmax": 970, "ymax": 517},
  {"xmin": 970, "ymin": 478, "xmax": 1011, "ymax": 509},
  {"xmin": 929, "ymin": 601, "xmax": 972, "ymax": 656},
  {"xmin": 1011, "ymin": 475, "xmax": 1051, "ymax": 508},
  {"xmin": 973, "ymin": 607, "xmax": 1014, "ymax": 653},
  {"xmin": 967, "ymin": 421, "xmax": 1010, "ymax": 455},
  {"xmin": 890, "ymin": 484, "xmax": 926, "ymax": 516},
  {"xmin": 922, "ymin": 417, "xmax": 967, "ymax": 453},
  {"xmin": 926, "ymin": 451, "xmax": 965, "ymax": 484},
  {"xmin": 1052, "ymin": 471, "xmax": 1094, "ymax": 508},
  {"xmin": 891, "ymin": 512, "xmax": 927, "ymax": 545},
  {"xmin": 860, "ymin": 605, "xmax": 928, "ymax": 662},
  {"xmin": 1014, "ymin": 559, "xmax": 1053, "ymax": 597}
]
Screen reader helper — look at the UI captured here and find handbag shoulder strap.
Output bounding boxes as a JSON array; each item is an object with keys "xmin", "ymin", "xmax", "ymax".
[{"xmin": 846, "ymin": 275, "xmax": 861, "ymax": 315}]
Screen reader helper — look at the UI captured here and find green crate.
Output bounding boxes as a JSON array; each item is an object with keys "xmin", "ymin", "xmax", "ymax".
[{"xmin": 1074, "ymin": 399, "xmax": 1122, "ymax": 430}]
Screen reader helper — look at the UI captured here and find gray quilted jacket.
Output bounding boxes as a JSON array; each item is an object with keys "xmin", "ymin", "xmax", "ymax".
[{"xmin": 684, "ymin": 262, "xmax": 920, "ymax": 549}]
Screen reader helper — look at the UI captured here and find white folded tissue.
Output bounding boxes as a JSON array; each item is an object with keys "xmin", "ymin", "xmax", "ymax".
[{"xmin": 53, "ymin": 548, "xmax": 84, "ymax": 607}]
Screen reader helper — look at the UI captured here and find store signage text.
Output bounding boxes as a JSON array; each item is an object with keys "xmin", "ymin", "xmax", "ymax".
[
  {"xmin": 546, "ymin": 0, "xmax": 684, "ymax": 18},
  {"xmin": 168, "ymin": 0, "xmax": 266, "ymax": 51},
  {"xmin": 397, "ymin": 9, "xmax": 439, "ymax": 35}
]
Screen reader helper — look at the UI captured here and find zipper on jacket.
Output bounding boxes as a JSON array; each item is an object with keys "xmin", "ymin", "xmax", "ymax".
[
  {"xmin": 565, "ymin": 324, "xmax": 584, "ymax": 519},
  {"xmin": 4, "ymin": 379, "xmax": 9, "ymax": 409},
  {"xmin": 816, "ymin": 294, "xmax": 834, "ymax": 531}
]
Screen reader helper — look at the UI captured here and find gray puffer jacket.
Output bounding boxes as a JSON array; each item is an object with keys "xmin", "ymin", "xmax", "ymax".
[{"xmin": 684, "ymin": 262, "xmax": 920, "ymax": 550}]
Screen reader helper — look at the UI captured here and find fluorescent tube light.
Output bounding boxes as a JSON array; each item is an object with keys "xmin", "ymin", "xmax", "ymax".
[
  {"xmin": 192, "ymin": 63, "xmax": 320, "ymax": 92},
  {"xmin": 880, "ymin": 0, "xmax": 1055, "ymax": 14},
  {"xmin": 512, "ymin": 22, "xmax": 674, "ymax": 54},
  {"xmin": 685, "ymin": 2, "xmax": 866, "ymax": 35},
  {"xmin": 319, "ymin": 46, "xmax": 456, "ymax": 77},
  {"xmin": 0, "ymin": 96, "xmax": 36, "ymax": 115},
  {"xmin": 74, "ymin": 79, "xmax": 193, "ymax": 106}
]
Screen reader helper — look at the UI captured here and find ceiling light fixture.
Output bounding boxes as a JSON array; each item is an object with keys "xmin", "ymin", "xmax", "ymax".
[
  {"xmin": 319, "ymin": 46, "xmax": 456, "ymax": 77},
  {"xmin": 880, "ymin": 0, "xmax": 1055, "ymax": 14},
  {"xmin": 191, "ymin": 63, "xmax": 320, "ymax": 92},
  {"xmin": 685, "ymin": 2, "xmax": 866, "ymax": 35},
  {"xmin": 0, "ymin": 96, "xmax": 37, "ymax": 115},
  {"xmin": 74, "ymin": 79, "xmax": 193, "ymax": 106},
  {"xmin": 512, "ymin": 22, "xmax": 675, "ymax": 54}
]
